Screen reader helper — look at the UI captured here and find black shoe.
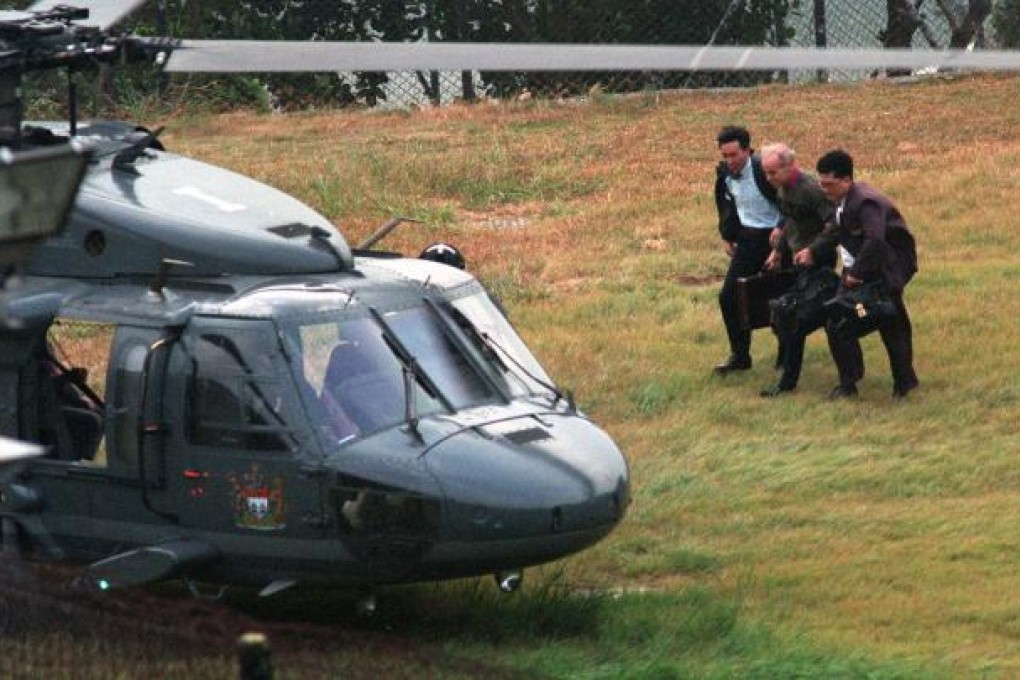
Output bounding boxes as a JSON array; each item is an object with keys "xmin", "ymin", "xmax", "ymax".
[
  {"xmin": 713, "ymin": 355, "xmax": 752, "ymax": 375},
  {"xmin": 892, "ymin": 379, "xmax": 919, "ymax": 399},
  {"xmin": 828, "ymin": 384, "xmax": 858, "ymax": 400},
  {"xmin": 760, "ymin": 383, "xmax": 795, "ymax": 398}
]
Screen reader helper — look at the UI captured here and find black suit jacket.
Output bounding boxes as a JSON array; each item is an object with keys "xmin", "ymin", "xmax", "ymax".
[{"xmin": 827, "ymin": 182, "xmax": 918, "ymax": 292}]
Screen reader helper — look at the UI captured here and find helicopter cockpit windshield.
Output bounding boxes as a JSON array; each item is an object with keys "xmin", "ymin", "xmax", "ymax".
[
  {"xmin": 264, "ymin": 286, "xmax": 557, "ymax": 449},
  {"xmin": 445, "ymin": 292, "xmax": 554, "ymax": 399},
  {"xmin": 288, "ymin": 315, "xmax": 445, "ymax": 445}
]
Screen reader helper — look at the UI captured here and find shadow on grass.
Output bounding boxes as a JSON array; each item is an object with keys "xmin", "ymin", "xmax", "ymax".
[{"xmin": 225, "ymin": 568, "xmax": 939, "ymax": 678}]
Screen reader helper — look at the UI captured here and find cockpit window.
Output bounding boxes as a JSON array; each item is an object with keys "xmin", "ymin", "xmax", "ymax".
[
  {"xmin": 190, "ymin": 329, "xmax": 292, "ymax": 452},
  {"xmin": 287, "ymin": 317, "xmax": 442, "ymax": 445},
  {"xmin": 450, "ymin": 293, "xmax": 553, "ymax": 398},
  {"xmin": 272, "ymin": 291, "xmax": 553, "ymax": 449},
  {"xmin": 383, "ymin": 306, "xmax": 496, "ymax": 410}
]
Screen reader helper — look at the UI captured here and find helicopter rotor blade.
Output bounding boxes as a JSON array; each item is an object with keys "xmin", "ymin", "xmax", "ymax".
[
  {"xmin": 163, "ymin": 40, "xmax": 1020, "ymax": 74},
  {"xmin": 0, "ymin": 438, "xmax": 44, "ymax": 471},
  {"xmin": 27, "ymin": 0, "xmax": 147, "ymax": 30}
]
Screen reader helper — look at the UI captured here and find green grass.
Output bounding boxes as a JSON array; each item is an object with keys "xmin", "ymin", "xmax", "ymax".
[{"xmin": 217, "ymin": 572, "xmax": 941, "ymax": 678}]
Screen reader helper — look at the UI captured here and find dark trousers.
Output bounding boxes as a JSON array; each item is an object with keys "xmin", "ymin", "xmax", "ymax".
[
  {"xmin": 775, "ymin": 265, "xmax": 836, "ymax": 389},
  {"xmin": 719, "ymin": 229, "xmax": 775, "ymax": 361},
  {"xmin": 826, "ymin": 289, "xmax": 917, "ymax": 390}
]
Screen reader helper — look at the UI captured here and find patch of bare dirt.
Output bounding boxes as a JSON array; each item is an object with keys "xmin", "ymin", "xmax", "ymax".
[{"xmin": 676, "ymin": 274, "xmax": 722, "ymax": 287}]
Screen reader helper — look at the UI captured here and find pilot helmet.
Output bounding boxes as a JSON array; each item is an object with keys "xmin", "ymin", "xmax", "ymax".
[{"xmin": 419, "ymin": 242, "xmax": 466, "ymax": 270}]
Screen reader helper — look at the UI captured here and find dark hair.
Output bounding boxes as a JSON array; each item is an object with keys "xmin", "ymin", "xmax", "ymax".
[
  {"xmin": 816, "ymin": 149, "xmax": 854, "ymax": 179},
  {"xmin": 717, "ymin": 125, "xmax": 751, "ymax": 149}
]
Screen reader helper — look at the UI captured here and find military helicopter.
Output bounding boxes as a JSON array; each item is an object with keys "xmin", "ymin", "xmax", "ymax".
[{"xmin": 0, "ymin": 2, "xmax": 631, "ymax": 600}]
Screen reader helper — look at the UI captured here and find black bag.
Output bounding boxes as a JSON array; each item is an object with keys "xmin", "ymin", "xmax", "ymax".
[
  {"xmin": 768, "ymin": 268, "xmax": 840, "ymax": 337},
  {"xmin": 736, "ymin": 269, "xmax": 797, "ymax": 330},
  {"xmin": 824, "ymin": 281, "xmax": 900, "ymax": 342}
]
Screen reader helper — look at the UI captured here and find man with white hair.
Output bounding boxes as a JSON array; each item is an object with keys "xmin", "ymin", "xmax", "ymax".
[{"xmin": 758, "ymin": 142, "xmax": 839, "ymax": 397}]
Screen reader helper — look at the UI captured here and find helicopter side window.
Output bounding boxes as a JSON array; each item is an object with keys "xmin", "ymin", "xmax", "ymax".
[
  {"xmin": 189, "ymin": 331, "xmax": 291, "ymax": 453},
  {"xmin": 29, "ymin": 321, "xmax": 113, "ymax": 464}
]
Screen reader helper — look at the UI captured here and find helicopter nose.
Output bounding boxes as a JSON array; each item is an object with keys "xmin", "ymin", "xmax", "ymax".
[{"xmin": 423, "ymin": 414, "xmax": 629, "ymax": 568}]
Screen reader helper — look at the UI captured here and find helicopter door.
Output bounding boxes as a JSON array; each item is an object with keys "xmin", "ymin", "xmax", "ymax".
[{"xmin": 172, "ymin": 318, "xmax": 325, "ymax": 541}]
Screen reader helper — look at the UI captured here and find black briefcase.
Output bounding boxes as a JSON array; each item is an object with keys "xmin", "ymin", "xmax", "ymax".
[
  {"xmin": 736, "ymin": 269, "xmax": 797, "ymax": 330},
  {"xmin": 824, "ymin": 281, "xmax": 900, "ymax": 342},
  {"xmin": 768, "ymin": 268, "xmax": 840, "ymax": 337}
]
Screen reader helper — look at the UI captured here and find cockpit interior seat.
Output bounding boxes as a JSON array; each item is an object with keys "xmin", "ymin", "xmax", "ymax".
[{"xmin": 62, "ymin": 406, "xmax": 104, "ymax": 461}]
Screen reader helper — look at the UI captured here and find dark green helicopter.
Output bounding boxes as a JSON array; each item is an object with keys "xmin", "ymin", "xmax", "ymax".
[{"xmin": 0, "ymin": 1, "xmax": 630, "ymax": 601}]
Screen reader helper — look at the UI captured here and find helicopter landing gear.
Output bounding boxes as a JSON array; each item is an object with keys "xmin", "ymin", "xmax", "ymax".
[
  {"xmin": 494, "ymin": 569, "xmax": 522, "ymax": 594},
  {"xmin": 1, "ymin": 516, "xmax": 21, "ymax": 557},
  {"xmin": 0, "ymin": 517, "xmax": 36, "ymax": 585}
]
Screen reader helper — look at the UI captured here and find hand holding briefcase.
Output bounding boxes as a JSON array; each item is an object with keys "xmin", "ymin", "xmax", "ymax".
[
  {"xmin": 768, "ymin": 268, "xmax": 840, "ymax": 337},
  {"xmin": 736, "ymin": 269, "xmax": 797, "ymax": 331},
  {"xmin": 824, "ymin": 280, "xmax": 900, "ymax": 342}
]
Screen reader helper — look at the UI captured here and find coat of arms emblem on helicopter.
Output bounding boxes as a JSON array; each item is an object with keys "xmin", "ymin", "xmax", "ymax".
[{"xmin": 228, "ymin": 465, "xmax": 287, "ymax": 531}]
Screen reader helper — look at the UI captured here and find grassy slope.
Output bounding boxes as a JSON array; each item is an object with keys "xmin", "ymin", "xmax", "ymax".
[{"xmin": 163, "ymin": 75, "xmax": 1020, "ymax": 676}]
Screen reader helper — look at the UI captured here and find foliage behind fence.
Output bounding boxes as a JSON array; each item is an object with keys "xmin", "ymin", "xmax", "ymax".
[{"xmin": 0, "ymin": 1, "xmax": 1010, "ymax": 111}]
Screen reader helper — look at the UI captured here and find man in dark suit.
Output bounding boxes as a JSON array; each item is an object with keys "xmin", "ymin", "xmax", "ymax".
[
  {"xmin": 797, "ymin": 149, "xmax": 920, "ymax": 399},
  {"xmin": 713, "ymin": 125, "xmax": 785, "ymax": 374}
]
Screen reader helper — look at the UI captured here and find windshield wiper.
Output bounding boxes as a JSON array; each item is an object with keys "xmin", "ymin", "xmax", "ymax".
[
  {"xmin": 369, "ymin": 308, "xmax": 453, "ymax": 439},
  {"xmin": 479, "ymin": 331, "xmax": 575, "ymax": 413}
]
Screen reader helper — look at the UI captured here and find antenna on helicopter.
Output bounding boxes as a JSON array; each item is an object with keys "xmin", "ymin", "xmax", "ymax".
[
  {"xmin": 356, "ymin": 216, "xmax": 423, "ymax": 251},
  {"xmin": 113, "ymin": 125, "xmax": 165, "ymax": 173},
  {"xmin": 148, "ymin": 257, "xmax": 193, "ymax": 300}
]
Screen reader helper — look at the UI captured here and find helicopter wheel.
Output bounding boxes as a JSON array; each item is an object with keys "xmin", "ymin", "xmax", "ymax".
[
  {"xmin": 355, "ymin": 591, "xmax": 377, "ymax": 618},
  {"xmin": 494, "ymin": 570, "xmax": 523, "ymax": 594},
  {"xmin": 1, "ymin": 516, "xmax": 25, "ymax": 558},
  {"xmin": 0, "ymin": 517, "xmax": 37, "ymax": 586}
]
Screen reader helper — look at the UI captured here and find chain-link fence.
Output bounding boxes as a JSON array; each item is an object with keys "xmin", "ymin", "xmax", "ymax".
[
  {"xmin": 0, "ymin": 2, "xmax": 1013, "ymax": 112},
  {"xmin": 169, "ymin": 1, "xmax": 1007, "ymax": 108}
]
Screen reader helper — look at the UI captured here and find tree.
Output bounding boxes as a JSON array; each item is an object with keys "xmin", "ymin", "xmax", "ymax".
[
  {"xmin": 882, "ymin": 0, "xmax": 924, "ymax": 48},
  {"xmin": 992, "ymin": 0, "xmax": 1020, "ymax": 47},
  {"xmin": 933, "ymin": 0, "xmax": 993, "ymax": 48},
  {"xmin": 473, "ymin": 0, "xmax": 802, "ymax": 97}
]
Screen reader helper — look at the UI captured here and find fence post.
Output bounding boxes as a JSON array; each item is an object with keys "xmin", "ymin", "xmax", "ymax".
[
  {"xmin": 814, "ymin": 0, "xmax": 827, "ymax": 83},
  {"xmin": 456, "ymin": 0, "xmax": 476, "ymax": 102},
  {"xmin": 238, "ymin": 631, "xmax": 273, "ymax": 680}
]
